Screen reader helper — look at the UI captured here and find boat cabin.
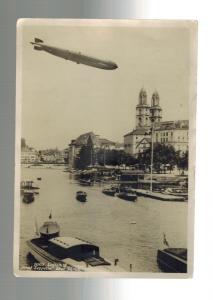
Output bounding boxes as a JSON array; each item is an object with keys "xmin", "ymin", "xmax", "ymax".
[
  {"xmin": 47, "ymin": 237, "xmax": 110, "ymax": 266},
  {"xmin": 39, "ymin": 221, "xmax": 60, "ymax": 240}
]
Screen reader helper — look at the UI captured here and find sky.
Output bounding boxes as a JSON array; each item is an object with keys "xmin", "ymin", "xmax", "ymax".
[{"xmin": 19, "ymin": 20, "xmax": 191, "ymax": 150}]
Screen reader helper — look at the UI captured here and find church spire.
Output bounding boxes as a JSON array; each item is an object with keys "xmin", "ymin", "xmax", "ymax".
[
  {"xmin": 151, "ymin": 91, "xmax": 160, "ymax": 107},
  {"xmin": 136, "ymin": 88, "xmax": 150, "ymax": 128},
  {"xmin": 150, "ymin": 91, "xmax": 162, "ymax": 123},
  {"xmin": 139, "ymin": 88, "xmax": 147, "ymax": 105}
]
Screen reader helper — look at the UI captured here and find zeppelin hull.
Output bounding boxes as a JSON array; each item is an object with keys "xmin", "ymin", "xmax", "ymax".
[{"xmin": 32, "ymin": 40, "xmax": 118, "ymax": 70}]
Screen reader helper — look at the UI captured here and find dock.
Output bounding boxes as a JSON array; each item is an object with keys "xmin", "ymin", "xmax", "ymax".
[{"xmin": 133, "ymin": 189, "xmax": 185, "ymax": 201}]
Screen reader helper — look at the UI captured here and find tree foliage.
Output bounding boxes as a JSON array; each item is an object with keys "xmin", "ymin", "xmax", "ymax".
[
  {"xmin": 138, "ymin": 143, "xmax": 178, "ymax": 172},
  {"xmin": 96, "ymin": 149, "xmax": 138, "ymax": 166},
  {"xmin": 176, "ymin": 150, "xmax": 188, "ymax": 170},
  {"xmin": 74, "ymin": 141, "xmax": 188, "ymax": 172},
  {"xmin": 75, "ymin": 136, "xmax": 94, "ymax": 169}
]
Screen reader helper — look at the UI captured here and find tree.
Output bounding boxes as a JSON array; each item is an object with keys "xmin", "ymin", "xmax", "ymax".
[
  {"xmin": 96, "ymin": 149, "xmax": 138, "ymax": 166},
  {"xmin": 75, "ymin": 135, "xmax": 94, "ymax": 169},
  {"xmin": 176, "ymin": 150, "xmax": 188, "ymax": 171},
  {"xmin": 138, "ymin": 143, "xmax": 177, "ymax": 173}
]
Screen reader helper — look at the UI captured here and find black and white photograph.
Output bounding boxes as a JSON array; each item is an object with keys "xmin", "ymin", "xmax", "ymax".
[{"xmin": 14, "ymin": 19, "xmax": 197, "ymax": 277}]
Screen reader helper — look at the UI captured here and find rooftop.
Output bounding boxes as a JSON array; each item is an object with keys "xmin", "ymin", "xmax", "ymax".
[
  {"xmin": 154, "ymin": 120, "xmax": 189, "ymax": 131},
  {"xmin": 50, "ymin": 236, "xmax": 92, "ymax": 249},
  {"xmin": 124, "ymin": 128, "xmax": 151, "ymax": 137}
]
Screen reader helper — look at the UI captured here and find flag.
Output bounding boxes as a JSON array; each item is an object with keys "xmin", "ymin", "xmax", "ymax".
[{"xmin": 163, "ymin": 233, "xmax": 170, "ymax": 248}]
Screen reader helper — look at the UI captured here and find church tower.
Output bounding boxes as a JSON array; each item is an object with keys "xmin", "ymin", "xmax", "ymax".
[
  {"xmin": 136, "ymin": 88, "xmax": 150, "ymax": 128},
  {"xmin": 150, "ymin": 91, "xmax": 162, "ymax": 123}
]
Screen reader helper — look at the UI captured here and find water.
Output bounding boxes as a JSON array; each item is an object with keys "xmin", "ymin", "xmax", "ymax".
[{"xmin": 19, "ymin": 166, "xmax": 188, "ymax": 272}]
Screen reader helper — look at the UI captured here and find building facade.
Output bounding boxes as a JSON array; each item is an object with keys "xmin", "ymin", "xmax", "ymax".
[
  {"xmin": 154, "ymin": 120, "xmax": 189, "ymax": 152},
  {"xmin": 68, "ymin": 132, "xmax": 124, "ymax": 170},
  {"xmin": 124, "ymin": 88, "xmax": 188, "ymax": 156},
  {"xmin": 21, "ymin": 146, "xmax": 38, "ymax": 164}
]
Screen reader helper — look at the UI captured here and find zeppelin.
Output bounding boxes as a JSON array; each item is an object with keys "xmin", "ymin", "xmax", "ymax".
[{"xmin": 30, "ymin": 38, "xmax": 118, "ymax": 70}]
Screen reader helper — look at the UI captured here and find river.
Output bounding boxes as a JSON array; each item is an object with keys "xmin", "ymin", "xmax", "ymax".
[{"xmin": 19, "ymin": 166, "xmax": 188, "ymax": 272}]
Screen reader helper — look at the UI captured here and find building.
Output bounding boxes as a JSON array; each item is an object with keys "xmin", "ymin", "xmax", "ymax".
[
  {"xmin": 21, "ymin": 139, "xmax": 38, "ymax": 163},
  {"xmin": 124, "ymin": 88, "xmax": 188, "ymax": 156},
  {"xmin": 154, "ymin": 120, "xmax": 189, "ymax": 152},
  {"xmin": 39, "ymin": 149, "xmax": 66, "ymax": 163},
  {"xmin": 68, "ymin": 132, "xmax": 124, "ymax": 170},
  {"xmin": 124, "ymin": 128, "xmax": 151, "ymax": 155}
]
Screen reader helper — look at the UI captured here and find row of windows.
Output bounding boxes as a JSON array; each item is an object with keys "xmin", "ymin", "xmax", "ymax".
[
  {"xmin": 156, "ymin": 132, "xmax": 173, "ymax": 137},
  {"xmin": 156, "ymin": 136, "xmax": 187, "ymax": 143}
]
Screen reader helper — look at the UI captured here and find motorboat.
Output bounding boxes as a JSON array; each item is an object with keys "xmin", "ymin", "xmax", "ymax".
[
  {"xmin": 27, "ymin": 217, "xmax": 123, "ymax": 272},
  {"xmin": 117, "ymin": 188, "xmax": 137, "ymax": 202},
  {"xmin": 157, "ymin": 247, "xmax": 187, "ymax": 273},
  {"xmin": 76, "ymin": 191, "xmax": 87, "ymax": 202},
  {"xmin": 79, "ymin": 179, "xmax": 93, "ymax": 186},
  {"xmin": 102, "ymin": 187, "xmax": 117, "ymax": 196},
  {"xmin": 23, "ymin": 191, "xmax": 35, "ymax": 203}
]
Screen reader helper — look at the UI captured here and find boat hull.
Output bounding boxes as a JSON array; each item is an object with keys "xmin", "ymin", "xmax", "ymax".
[
  {"xmin": 102, "ymin": 189, "xmax": 116, "ymax": 196},
  {"xmin": 117, "ymin": 193, "xmax": 137, "ymax": 202},
  {"xmin": 157, "ymin": 249, "xmax": 187, "ymax": 273},
  {"xmin": 23, "ymin": 193, "xmax": 34, "ymax": 203},
  {"xmin": 135, "ymin": 189, "xmax": 185, "ymax": 201},
  {"xmin": 26, "ymin": 239, "xmax": 124, "ymax": 272},
  {"xmin": 76, "ymin": 195, "xmax": 87, "ymax": 202},
  {"xmin": 27, "ymin": 240, "xmax": 79, "ymax": 271},
  {"xmin": 76, "ymin": 192, "xmax": 87, "ymax": 202}
]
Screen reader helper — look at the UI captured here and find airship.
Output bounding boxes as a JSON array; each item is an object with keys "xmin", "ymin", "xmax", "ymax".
[{"xmin": 30, "ymin": 38, "xmax": 118, "ymax": 70}]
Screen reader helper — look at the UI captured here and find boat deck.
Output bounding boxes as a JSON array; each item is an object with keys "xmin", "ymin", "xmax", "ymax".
[{"xmin": 133, "ymin": 189, "xmax": 185, "ymax": 201}]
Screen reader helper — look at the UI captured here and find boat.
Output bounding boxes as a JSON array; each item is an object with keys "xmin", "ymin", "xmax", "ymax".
[
  {"xmin": 102, "ymin": 187, "xmax": 117, "ymax": 196},
  {"xmin": 23, "ymin": 191, "xmax": 35, "ymax": 203},
  {"xmin": 157, "ymin": 248, "xmax": 187, "ymax": 273},
  {"xmin": 21, "ymin": 181, "xmax": 39, "ymax": 190},
  {"xmin": 117, "ymin": 189, "xmax": 137, "ymax": 202},
  {"xmin": 134, "ymin": 188, "xmax": 185, "ymax": 201},
  {"xmin": 27, "ymin": 217, "xmax": 123, "ymax": 272},
  {"xmin": 76, "ymin": 191, "xmax": 87, "ymax": 202},
  {"xmin": 162, "ymin": 187, "xmax": 188, "ymax": 199},
  {"xmin": 37, "ymin": 177, "xmax": 42, "ymax": 181},
  {"xmin": 79, "ymin": 179, "xmax": 93, "ymax": 186}
]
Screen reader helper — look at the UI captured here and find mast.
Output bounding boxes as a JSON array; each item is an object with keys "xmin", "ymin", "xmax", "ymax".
[
  {"xmin": 150, "ymin": 122, "xmax": 154, "ymax": 192},
  {"xmin": 103, "ymin": 147, "xmax": 105, "ymax": 166},
  {"xmin": 35, "ymin": 218, "xmax": 39, "ymax": 236}
]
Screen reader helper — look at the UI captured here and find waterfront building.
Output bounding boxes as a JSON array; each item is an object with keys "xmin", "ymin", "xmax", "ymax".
[
  {"xmin": 153, "ymin": 120, "xmax": 189, "ymax": 152},
  {"xmin": 124, "ymin": 88, "xmax": 188, "ymax": 156},
  {"xmin": 68, "ymin": 132, "xmax": 124, "ymax": 170},
  {"xmin": 21, "ymin": 139, "xmax": 38, "ymax": 163},
  {"xmin": 39, "ymin": 148, "xmax": 65, "ymax": 163}
]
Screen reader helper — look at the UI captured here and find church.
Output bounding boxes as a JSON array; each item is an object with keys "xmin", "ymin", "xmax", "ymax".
[{"xmin": 124, "ymin": 88, "xmax": 189, "ymax": 157}]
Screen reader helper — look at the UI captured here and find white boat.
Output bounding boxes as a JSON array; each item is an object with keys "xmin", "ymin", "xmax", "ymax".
[{"xmin": 27, "ymin": 218, "xmax": 123, "ymax": 272}]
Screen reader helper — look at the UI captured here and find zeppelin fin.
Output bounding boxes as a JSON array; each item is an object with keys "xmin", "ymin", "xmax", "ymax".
[
  {"xmin": 35, "ymin": 38, "xmax": 43, "ymax": 43},
  {"xmin": 34, "ymin": 45, "xmax": 42, "ymax": 51}
]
